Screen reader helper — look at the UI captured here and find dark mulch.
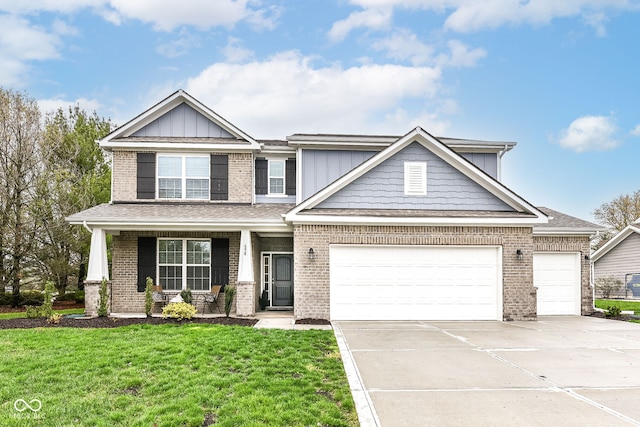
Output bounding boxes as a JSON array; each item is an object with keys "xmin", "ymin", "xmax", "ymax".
[
  {"xmin": 295, "ymin": 318, "xmax": 331, "ymax": 325},
  {"xmin": 0, "ymin": 316, "xmax": 258, "ymax": 330}
]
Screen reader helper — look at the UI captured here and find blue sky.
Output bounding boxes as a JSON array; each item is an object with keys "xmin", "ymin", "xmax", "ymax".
[{"xmin": 1, "ymin": 1, "xmax": 639, "ymax": 222}]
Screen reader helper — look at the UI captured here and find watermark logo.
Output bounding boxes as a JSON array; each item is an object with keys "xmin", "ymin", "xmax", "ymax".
[{"xmin": 14, "ymin": 399, "xmax": 42, "ymax": 412}]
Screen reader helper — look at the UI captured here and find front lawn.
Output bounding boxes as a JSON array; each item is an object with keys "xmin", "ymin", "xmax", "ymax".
[
  {"xmin": 0, "ymin": 324, "xmax": 357, "ymax": 426},
  {"xmin": 595, "ymin": 299, "xmax": 640, "ymax": 314}
]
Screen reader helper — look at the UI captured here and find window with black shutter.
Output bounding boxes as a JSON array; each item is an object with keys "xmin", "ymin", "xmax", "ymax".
[
  {"xmin": 255, "ymin": 158, "xmax": 268, "ymax": 195},
  {"xmin": 285, "ymin": 159, "xmax": 296, "ymax": 195}
]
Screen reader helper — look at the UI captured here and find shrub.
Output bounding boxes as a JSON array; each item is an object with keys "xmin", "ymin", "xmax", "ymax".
[
  {"xmin": 606, "ymin": 305, "xmax": 622, "ymax": 318},
  {"xmin": 162, "ymin": 302, "xmax": 197, "ymax": 321},
  {"xmin": 47, "ymin": 313, "xmax": 63, "ymax": 324},
  {"xmin": 20, "ymin": 290, "xmax": 43, "ymax": 306},
  {"xmin": 40, "ymin": 282, "xmax": 55, "ymax": 319},
  {"xmin": 224, "ymin": 285, "xmax": 236, "ymax": 317},
  {"xmin": 97, "ymin": 278, "xmax": 109, "ymax": 317},
  {"xmin": 144, "ymin": 277, "xmax": 154, "ymax": 317},
  {"xmin": 25, "ymin": 305, "xmax": 41, "ymax": 319},
  {"xmin": 596, "ymin": 276, "xmax": 623, "ymax": 299},
  {"xmin": 55, "ymin": 292, "xmax": 77, "ymax": 302},
  {"xmin": 74, "ymin": 290, "xmax": 85, "ymax": 303},
  {"xmin": 180, "ymin": 288, "xmax": 193, "ymax": 304}
]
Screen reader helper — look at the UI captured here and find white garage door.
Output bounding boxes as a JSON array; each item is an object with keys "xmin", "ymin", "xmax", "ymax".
[
  {"xmin": 330, "ymin": 245, "xmax": 502, "ymax": 321},
  {"xmin": 533, "ymin": 253, "xmax": 580, "ymax": 315}
]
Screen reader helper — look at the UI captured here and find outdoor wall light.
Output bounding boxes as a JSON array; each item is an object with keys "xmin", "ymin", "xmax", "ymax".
[
  {"xmin": 516, "ymin": 249, "xmax": 523, "ymax": 261},
  {"xmin": 308, "ymin": 248, "xmax": 316, "ymax": 260},
  {"xmin": 584, "ymin": 254, "xmax": 590, "ymax": 260}
]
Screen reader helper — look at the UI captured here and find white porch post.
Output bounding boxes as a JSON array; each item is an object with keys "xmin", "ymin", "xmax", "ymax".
[
  {"xmin": 85, "ymin": 227, "xmax": 110, "ymax": 316},
  {"xmin": 236, "ymin": 229, "xmax": 255, "ymax": 316},
  {"xmin": 87, "ymin": 227, "xmax": 109, "ymax": 281}
]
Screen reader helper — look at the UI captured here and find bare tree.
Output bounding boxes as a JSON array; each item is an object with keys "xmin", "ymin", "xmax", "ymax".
[
  {"xmin": 593, "ymin": 190, "xmax": 640, "ymax": 232},
  {"xmin": 0, "ymin": 88, "xmax": 43, "ymax": 306}
]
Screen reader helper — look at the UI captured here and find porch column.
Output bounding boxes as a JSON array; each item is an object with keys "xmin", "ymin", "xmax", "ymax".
[
  {"xmin": 85, "ymin": 227, "xmax": 110, "ymax": 317},
  {"xmin": 236, "ymin": 229, "xmax": 255, "ymax": 316}
]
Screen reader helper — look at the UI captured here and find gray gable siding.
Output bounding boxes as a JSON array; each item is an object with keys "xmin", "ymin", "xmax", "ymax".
[
  {"xmin": 594, "ymin": 233, "xmax": 640, "ymax": 284},
  {"xmin": 133, "ymin": 104, "xmax": 234, "ymax": 138},
  {"xmin": 301, "ymin": 150, "xmax": 377, "ymax": 200},
  {"xmin": 460, "ymin": 153, "xmax": 498, "ymax": 179},
  {"xmin": 316, "ymin": 142, "xmax": 514, "ymax": 211}
]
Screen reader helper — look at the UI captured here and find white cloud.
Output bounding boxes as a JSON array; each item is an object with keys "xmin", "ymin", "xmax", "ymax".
[
  {"xmin": 371, "ymin": 29, "xmax": 434, "ymax": 65},
  {"xmin": 183, "ymin": 51, "xmax": 446, "ymax": 138},
  {"xmin": 0, "ymin": 15, "xmax": 62, "ymax": 86},
  {"xmin": 630, "ymin": 124, "xmax": 640, "ymax": 137},
  {"xmin": 335, "ymin": 0, "xmax": 639, "ymax": 36},
  {"xmin": 108, "ymin": 0, "xmax": 270, "ymax": 32},
  {"xmin": 435, "ymin": 39, "xmax": 486, "ymax": 68},
  {"xmin": 222, "ymin": 37, "xmax": 254, "ymax": 63},
  {"xmin": 557, "ymin": 115, "xmax": 620, "ymax": 152},
  {"xmin": 38, "ymin": 97, "xmax": 103, "ymax": 116},
  {"xmin": 328, "ymin": 7, "xmax": 392, "ymax": 42}
]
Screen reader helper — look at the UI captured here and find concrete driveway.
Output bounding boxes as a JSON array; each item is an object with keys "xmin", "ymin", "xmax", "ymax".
[{"xmin": 333, "ymin": 317, "xmax": 640, "ymax": 426}]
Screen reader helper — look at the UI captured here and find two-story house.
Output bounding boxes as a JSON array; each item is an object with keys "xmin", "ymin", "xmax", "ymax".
[{"xmin": 67, "ymin": 90, "xmax": 603, "ymax": 321}]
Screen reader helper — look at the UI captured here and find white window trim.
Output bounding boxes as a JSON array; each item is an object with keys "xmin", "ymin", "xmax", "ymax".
[
  {"xmin": 157, "ymin": 238, "xmax": 211, "ymax": 292},
  {"xmin": 157, "ymin": 154, "xmax": 210, "ymax": 200},
  {"xmin": 267, "ymin": 159, "xmax": 286, "ymax": 196},
  {"xmin": 404, "ymin": 161, "xmax": 427, "ymax": 196}
]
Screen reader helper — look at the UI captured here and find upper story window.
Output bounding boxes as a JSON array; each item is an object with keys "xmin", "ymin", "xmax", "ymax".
[
  {"xmin": 268, "ymin": 160, "xmax": 285, "ymax": 195},
  {"xmin": 157, "ymin": 155, "xmax": 209, "ymax": 199},
  {"xmin": 404, "ymin": 161, "xmax": 427, "ymax": 195}
]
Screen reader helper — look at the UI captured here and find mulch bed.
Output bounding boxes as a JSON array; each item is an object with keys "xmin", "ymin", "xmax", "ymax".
[
  {"xmin": 295, "ymin": 318, "xmax": 331, "ymax": 325},
  {"xmin": 0, "ymin": 316, "xmax": 258, "ymax": 330}
]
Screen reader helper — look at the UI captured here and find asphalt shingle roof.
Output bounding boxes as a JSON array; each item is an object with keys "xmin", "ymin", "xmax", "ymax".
[{"xmin": 534, "ymin": 206, "xmax": 604, "ymax": 231}]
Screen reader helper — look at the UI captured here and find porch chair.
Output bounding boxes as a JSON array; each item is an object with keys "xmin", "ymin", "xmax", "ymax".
[
  {"xmin": 152, "ymin": 285, "xmax": 168, "ymax": 307},
  {"xmin": 200, "ymin": 285, "xmax": 222, "ymax": 314}
]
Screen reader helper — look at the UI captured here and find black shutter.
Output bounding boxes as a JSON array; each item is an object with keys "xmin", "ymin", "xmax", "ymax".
[
  {"xmin": 137, "ymin": 237, "xmax": 156, "ymax": 292},
  {"xmin": 211, "ymin": 238, "xmax": 229, "ymax": 291},
  {"xmin": 137, "ymin": 153, "xmax": 156, "ymax": 199},
  {"xmin": 255, "ymin": 158, "xmax": 268, "ymax": 195},
  {"xmin": 285, "ymin": 159, "xmax": 296, "ymax": 196},
  {"xmin": 210, "ymin": 154, "xmax": 228, "ymax": 200}
]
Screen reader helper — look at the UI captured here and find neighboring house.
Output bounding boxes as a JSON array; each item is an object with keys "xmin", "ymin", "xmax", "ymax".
[
  {"xmin": 592, "ymin": 222, "xmax": 640, "ymax": 298},
  {"xmin": 66, "ymin": 90, "xmax": 604, "ymax": 320}
]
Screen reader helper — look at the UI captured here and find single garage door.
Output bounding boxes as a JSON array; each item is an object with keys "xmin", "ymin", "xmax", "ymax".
[
  {"xmin": 533, "ymin": 252, "xmax": 580, "ymax": 315},
  {"xmin": 330, "ymin": 245, "xmax": 502, "ymax": 321}
]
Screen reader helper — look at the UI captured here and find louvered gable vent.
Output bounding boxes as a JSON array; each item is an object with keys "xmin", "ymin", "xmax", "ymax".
[{"xmin": 404, "ymin": 161, "xmax": 426, "ymax": 195}]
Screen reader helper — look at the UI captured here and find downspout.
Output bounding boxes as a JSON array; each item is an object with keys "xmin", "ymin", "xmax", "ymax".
[
  {"xmin": 497, "ymin": 144, "xmax": 509, "ymax": 181},
  {"xmin": 83, "ymin": 221, "xmax": 92, "ymax": 234}
]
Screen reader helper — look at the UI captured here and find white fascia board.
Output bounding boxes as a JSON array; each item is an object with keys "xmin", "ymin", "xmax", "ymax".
[
  {"xmin": 591, "ymin": 225, "xmax": 640, "ymax": 262},
  {"xmin": 100, "ymin": 141, "xmax": 257, "ymax": 152},
  {"xmin": 533, "ymin": 228, "xmax": 604, "ymax": 236},
  {"xmin": 285, "ymin": 213, "xmax": 546, "ymax": 227},
  {"xmin": 68, "ymin": 219, "xmax": 291, "ymax": 233}
]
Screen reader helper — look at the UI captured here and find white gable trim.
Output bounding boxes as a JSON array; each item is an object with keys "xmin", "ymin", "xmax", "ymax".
[
  {"xmin": 99, "ymin": 89, "xmax": 260, "ymax": 150},
  {"xmin": 286, "ymin": 127, "xmax": 547, "ymax": 224},
  {"xmin": 591, "ymin": 225, "xmax": 640, "ymax": 262}
]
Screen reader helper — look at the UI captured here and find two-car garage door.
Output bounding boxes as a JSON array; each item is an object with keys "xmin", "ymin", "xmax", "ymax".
[
  {"xmin": 329, "ymin": 245, "xmax": 582, "ymax": 320},
  {"xmin": 330, "ymin": 245, "xmax": 502, "ymax": 321}
]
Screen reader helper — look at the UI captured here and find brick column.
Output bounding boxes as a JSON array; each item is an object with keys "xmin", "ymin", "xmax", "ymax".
[
  {"xmin": 84, "ymin": 280, "xmax": 111, "ymax": 317},
  {"xmin": 235, "ymin": 281, "xmax": 255, "ymax": 317}
]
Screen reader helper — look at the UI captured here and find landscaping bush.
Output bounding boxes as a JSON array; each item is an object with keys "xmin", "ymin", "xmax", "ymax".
[
  {"xmin": 224, "ymin": 285, "xmax": 236, "ymax": 317},
  {"xmin": 20, "ymin": 290, "xmax": 44, "ymax": 306},
  {"xmin": 162, "ymin": 302, "xmax": 197, "ymax": 321},
  {"xmin": 41, "ymin": 282, "xmax": 55, "ymax": 318},
  {"xmin": 74, "ymin": 289, "xmax": 85, "ymax": 303},
  {"xmin": 596, "ymin": 276, "xmax": 623, "ymax": 299},
  {"xmin": 180, "ymin": 288, "xmax": 193, "ymax": 304},
  {"xmin": 606, "ymin": 305, "xmax": 622, "ymax": 318},
  {"xmin": 97, "ymin": 279, "xmax": 109, "ymax": 317},
  {"xmin": 144, "ymin": 277, "xmax": 153, "ymax": 317},
  {"xmin": 55, "ymin": 292, "xmax": 78, "ymax": 302},
  {"xmin": 0, "ymin": 292, "xmax": 10, "ymax": 306}
]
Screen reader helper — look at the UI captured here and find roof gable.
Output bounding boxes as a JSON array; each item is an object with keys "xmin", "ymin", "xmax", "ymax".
[
  {"xmin": 99, "ymin": 89, "xmax": 260, "ymax": 151},
  {"xmin": 316, "ymin": 141, "xmax": 513, "ymax": 211},
  {"xmin": 286, "ymin": 127, "xmax": 547, "ymax": 225},
  {"xmin": 592, "ymin": 225, "xmax": 640, "ymax": 262}
]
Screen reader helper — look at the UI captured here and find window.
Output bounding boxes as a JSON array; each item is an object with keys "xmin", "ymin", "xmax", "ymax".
[
  {"xmin": 158, "ymin": 239, "xmax": 211, "ymax": 291},
  {"xmin": 157, "ymin": 155, "xmax": 209, "ymax": 199},
  {"xmin": 268, "ymin": 160, "xmax": 285, "ymax": 195},
  {"xmin": 404, "ymin": 162, "xmax": 427, "ymax": 195}
]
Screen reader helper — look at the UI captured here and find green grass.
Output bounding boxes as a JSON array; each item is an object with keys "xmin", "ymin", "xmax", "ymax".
[
  {"xmin": 0, "ymin": 308, "xmax": 84, "ymax": 320},
  {"xmin": 595, "ymin": 299, "xmax": 640, "ymax": 314},
  {"xmin": 0, "ymin": 324, "xmax": 357, "ymax": 427}
]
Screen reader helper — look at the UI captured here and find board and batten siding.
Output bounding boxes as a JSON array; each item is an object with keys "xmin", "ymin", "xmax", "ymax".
[
  {"xmin": 594, "ymin": 233, "xmax": 640, "ymax": 284},
  {"xmin": 301, "ymin": 150, "xmax": 377, "ymax": 201},
  {"xmin": 316, "ymin": 142, "xmax": 514, "ymax": 211},
  {"xmin": 460, "ymin": 153, "xmax": 498, "ymax": 180},
  {"xmin": 132, "ymin": 104, "xmax": 234, "ymax": 138}
]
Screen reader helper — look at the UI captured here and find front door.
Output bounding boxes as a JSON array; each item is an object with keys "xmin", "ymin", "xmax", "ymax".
[{"xmin": 273, "ymin": 254, "xmax": 293, "ymax": 306}]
